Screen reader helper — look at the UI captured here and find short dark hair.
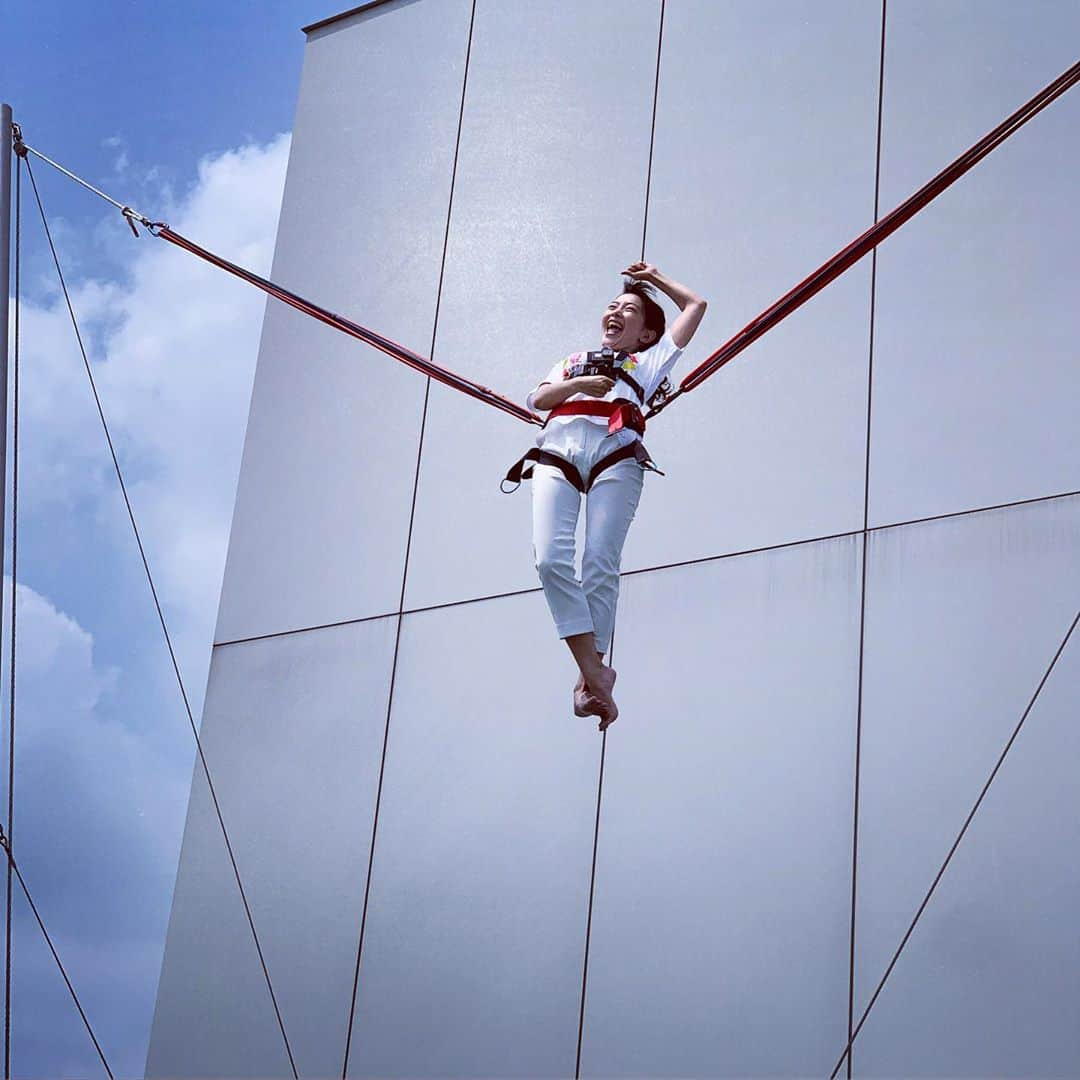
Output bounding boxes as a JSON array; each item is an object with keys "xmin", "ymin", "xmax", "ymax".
[{"xmin": 620, "ymin": 278, "xmax": 665, "ymax": 347}]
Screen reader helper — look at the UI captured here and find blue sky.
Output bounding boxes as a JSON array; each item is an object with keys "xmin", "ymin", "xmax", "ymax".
[
  {"xmin": 4, "ymin": 2, "xmax": 348, "ymax": 1075},
  {"xmin": 9, "ymin": 2, "xmax": 329, "ymax": 237},
  {"xmin": 5, "ymin": 2, "xmax": 1080, "ymax": 1077}
]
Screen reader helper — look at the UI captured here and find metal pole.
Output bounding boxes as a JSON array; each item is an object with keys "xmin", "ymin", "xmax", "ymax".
[
  {"xmin": 0, "ymin": 101, "xmax": 11, "ymax": 1080},
  {"xmin": 0, "ymin": 104, "xmax": 11, "ymax": 604}
]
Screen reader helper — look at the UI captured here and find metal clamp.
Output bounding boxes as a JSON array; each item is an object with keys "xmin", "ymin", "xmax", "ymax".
[{"xmin": 120, "ymin": 205, "xmax": 156, "ymax": 238}]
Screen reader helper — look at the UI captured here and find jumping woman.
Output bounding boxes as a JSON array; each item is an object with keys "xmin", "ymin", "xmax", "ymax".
[{"xmin": 519, "ymin": 262, "xmax": 707, "ymax": 731}]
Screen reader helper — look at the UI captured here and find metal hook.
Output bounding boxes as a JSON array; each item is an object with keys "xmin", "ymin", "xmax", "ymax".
[{"xmin": 11, "ymin": 121, "xmax": 27, "ymax": 158}]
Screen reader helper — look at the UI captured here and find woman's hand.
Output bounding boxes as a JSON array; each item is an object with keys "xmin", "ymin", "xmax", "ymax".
[
  {"xmin": 622, "ymin": 260, "xmax": 658, "ymax": 281},
  {"xmin": 623, "ymin": 264, "xmax": 709, "ymax": 349},
  {"xmin": 576, "ymin": 375, "xmax": 615, "ymax": 397}
]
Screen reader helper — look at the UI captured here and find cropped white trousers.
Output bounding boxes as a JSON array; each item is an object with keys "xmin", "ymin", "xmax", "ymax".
[{"xmin": 530, "ymin": 419, "xmax": 644, "ymax": 656}]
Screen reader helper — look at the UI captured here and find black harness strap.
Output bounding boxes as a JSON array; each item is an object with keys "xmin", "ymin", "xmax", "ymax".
[
  {"xmin": 587, "ymin": 438, "xmax": 663, "ymax": 488},
  {"xmin": 500, "ymin": 439, "xmax": 663, "ymax": 495},
  {"xmin": 501, "ymin": 448, "xmax": 584, "ymax": 494}
]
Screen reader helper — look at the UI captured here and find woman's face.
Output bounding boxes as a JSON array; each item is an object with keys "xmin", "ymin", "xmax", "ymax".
[{"xmin": 600, "ymin": 293, "xmax": 655, "ymax": 352}]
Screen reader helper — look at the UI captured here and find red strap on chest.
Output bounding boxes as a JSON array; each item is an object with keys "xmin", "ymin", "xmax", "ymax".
[
  {"xmin": 547, "ymin": 400, "xmax": 646, "ymax": 436},
  {"xmin": 548, "ymin": 401, "xmax": 616, "ymax": 420}
]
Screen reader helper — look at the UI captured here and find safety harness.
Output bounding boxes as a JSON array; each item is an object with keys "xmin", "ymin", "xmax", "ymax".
[{"xmin": 501, "ymin": 348, "xmax": 664, "ymax": 493}]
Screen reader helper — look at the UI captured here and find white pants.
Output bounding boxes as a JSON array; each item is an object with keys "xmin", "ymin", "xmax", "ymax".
[{"xmin": 531, "ymin": 419, "xmax": 644, "ymax": 656}]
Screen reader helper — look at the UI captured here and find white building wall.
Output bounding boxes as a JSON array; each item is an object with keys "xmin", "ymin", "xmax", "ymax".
[{"xmin": 148, "ymin": 1, "xmax": 1080, "ymax": 1076}]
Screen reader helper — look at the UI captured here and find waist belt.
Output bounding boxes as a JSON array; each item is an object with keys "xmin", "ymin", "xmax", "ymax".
[
  {"xmin": 547, "ymin": 398, "xmax": 646, "ymax": 437},
  {"xmin": 501, "ymin": 437, "xmax": 663, "ymax": 495}
]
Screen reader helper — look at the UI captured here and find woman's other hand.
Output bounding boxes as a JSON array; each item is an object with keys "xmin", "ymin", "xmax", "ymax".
[{"xmin": 576, "ymin": 375, "xmax": 615, "ymax": 397}]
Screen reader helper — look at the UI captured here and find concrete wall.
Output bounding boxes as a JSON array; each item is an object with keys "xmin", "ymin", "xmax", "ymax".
[{"xmin": 147, "ymin": 1, "xmax": 1080, "ymax": 1076}]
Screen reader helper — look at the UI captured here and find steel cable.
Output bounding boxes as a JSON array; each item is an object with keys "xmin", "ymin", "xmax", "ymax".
[
  {"xmin": 22, "ymin": 157, "xmax": 299, "ymax": 1078},
  {"xmin": 828, "ymin": 607, "xmax": 1080, "ymax": 1077},
  {"xmin": 846, "ymin": 4, "xmax": 888, "ymax": 1074},
  {"xmin": 0, "ymin": 829, "xmax": 113, "ymax": 1079},
  {"xmin": 3, "ymin": 144, "xmax": 20, "ymax": 1080}
]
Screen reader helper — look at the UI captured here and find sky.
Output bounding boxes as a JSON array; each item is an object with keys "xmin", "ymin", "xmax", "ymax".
[
  {"xmin": 3, "ymin": 2, "xmax": 1080, "ymax": 1078},
  {"xmin": 4, "ymin": 2, "xmax": 342, "ymax": 1075}
]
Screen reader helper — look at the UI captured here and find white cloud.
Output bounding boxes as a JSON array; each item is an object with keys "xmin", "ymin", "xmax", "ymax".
[
  {"xmin": 14, "ymin": 132, "xmax": 291, "ymax": 696},
  {"xmin": 7, "ymin": 578, "xmax": 116, "ymax": 711},
  {"xmin": 101, "ymin": 135, "xmax": 129, "ymax": 175},
  {"xmin": 3, "ymin": 132, "xmax": 290, "ymax": 1075},
  {"xmin": 3, "ymin": 137, "xmax": 291, "ymax": 1071}
]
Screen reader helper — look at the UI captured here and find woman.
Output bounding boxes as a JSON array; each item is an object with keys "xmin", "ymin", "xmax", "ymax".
[{"xmin": 524, "ymin": 262, "xmax": 707, "ymax": 730}]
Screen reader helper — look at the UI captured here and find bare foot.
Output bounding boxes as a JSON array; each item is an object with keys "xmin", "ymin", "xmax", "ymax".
[
  {"xmin": 573, "ymin": 687, "xmax": 594, "ymax": 717},
  {"xmin": 574, "ymin": 672, "xmax": 601, "ymax": 717},
  {"xmin": 574, "ymin": 686, "xmax": 601, "ymax": 717},
  {"xmin": 587, "ymin": 667, "xmax": 618, "ymax": 732}
]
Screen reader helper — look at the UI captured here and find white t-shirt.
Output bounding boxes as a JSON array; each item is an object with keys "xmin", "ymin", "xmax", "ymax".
[{"xmin": 527, "ymin": 331, "xmax": 683, "ymax": 426}]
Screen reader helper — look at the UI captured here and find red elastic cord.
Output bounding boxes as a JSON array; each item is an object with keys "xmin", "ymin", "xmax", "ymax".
[
  {"xmin": 154, "ymin": 226, "xmax": 543, "ymax": 427},
  {"xmin": 675, "ymin": 56, "xmax": 1080, "ymax": 398}
]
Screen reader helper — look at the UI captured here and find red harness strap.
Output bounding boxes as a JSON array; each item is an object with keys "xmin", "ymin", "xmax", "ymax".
[{"xmin": 547, "ymin": 399, "xmax": 646, "ymax": 436}]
